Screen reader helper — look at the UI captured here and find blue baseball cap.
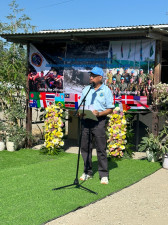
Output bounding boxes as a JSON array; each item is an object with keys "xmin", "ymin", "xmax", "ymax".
[
  {"xmin": 131, "ymin": 70, "xmax": 134, "ymax": 74},
  {"xmin": 112, "ymin": 77, "xmax": 116, "ymax": 81},
  {"xmin": 89, "ymin": 66, "xmax": 104, "ymax": 77},
  {"xmin": 139, "ymin": 69, "xmax": 143, "ymax": 71},
  {"xmin": 150, "ymin": 68, "xmax": 153, "ymax": 71},
  {"xmin": 121, "ymin": 76, "xmax": 124, "ymax": 80},
  {"xmin": 117, "ymin": 68, "xmax": 120, "ymax": 72}
]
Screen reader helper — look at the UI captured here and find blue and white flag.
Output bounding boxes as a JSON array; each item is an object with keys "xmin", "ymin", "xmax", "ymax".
[{"xmin": 29, "ymin": 44, "xmax": 51, "ymax": 75}]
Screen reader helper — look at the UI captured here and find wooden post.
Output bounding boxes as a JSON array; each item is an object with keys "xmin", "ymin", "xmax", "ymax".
[
  {"xmin": 25, "ymin": 43, "xmax": 32, "ymax": 147},
  {"xmin": 152, "ymin": 111, "xmax": 159, "ymax": 137},
  {"xmin": 154, "ymin": 40, "xmax": 162, "ymax": 85},
  {"xmin": 152, "ymin": 40, "xmax": 162, "ymax": 136}
]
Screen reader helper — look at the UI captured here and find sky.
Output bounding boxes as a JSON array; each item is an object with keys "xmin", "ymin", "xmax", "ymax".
[{"xmin": 0, "ymin": 0, "xmax": 168, "ymax": 32}]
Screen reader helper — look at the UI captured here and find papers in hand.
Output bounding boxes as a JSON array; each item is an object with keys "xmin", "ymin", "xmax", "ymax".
[{"xmin": 79, "ymin": 105, "xmax": 98, "ymax": 121}]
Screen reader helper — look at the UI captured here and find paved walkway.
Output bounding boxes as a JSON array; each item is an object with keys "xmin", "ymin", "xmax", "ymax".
[{"xmin": 43, "ymin": 148, "xmax": 168, "ymax": 225}]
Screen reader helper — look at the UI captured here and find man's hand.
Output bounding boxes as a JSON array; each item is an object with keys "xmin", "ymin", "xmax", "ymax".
[
  {"xmin": 92, "ymin": 108, "xmax": 113, "ymax": 117},
  {"xmin": 92, "ymin": 110, "xmax": 99, "ymax": 117}
]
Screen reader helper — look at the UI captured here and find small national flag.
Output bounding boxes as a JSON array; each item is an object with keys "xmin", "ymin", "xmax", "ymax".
[
  {"xmin": 121, "ymin": 95, "xmax": 134, "ymax": 105},
  {"xmin": 55, "ymin": 93, "xmax": 65, "ymax": 108},
  {"xmin": 64, "ymin": 93, "xmax": 78, "ymax": 109},
  {"xmin": 36, "ymin": 99, "xmax": 41, "ymax": 108},
  {"xmin": 65, "ymin": 103, "xmax": 76, "ymax": 109},
  {"xmin": 134, "ymin": 96, "xmax": 147, "ymax": 105},
  {"xmin": 122, "ymin": 103, "xmax": 131, "ymax": 111},
  {"xmin": 39, "ymin": 92, "xmax": 47, "ymax": 108},
  {"xmin": 46, "ymin": 93, "xmax": 55, "ymax": 101},
  {"xmin": 128, "ymin": 105, "xmax": 149, "ymax": 111},
  {"xmin": 29, "ymin": 92, "xmax": 40, "ymax": 100},
  {"xmin": 55, "ymin": 93, "xmax": 65, "ymax": 102},
  {"xmin": 65, "ymin": 93, "xmax": 76, "ymax": 102},
  {"xmin": 39, "ymin": 92, "xmax": 45, "ymax": 99},
  {"xmin": 46, "ymin": 93, "xmax": 55, "ymax": 106},
  {"xmin": 140, "ymin": 96, "xmax": 147, "ymax": 105},
  {"xmin": 29, "ymin": 99, "xmax": 37, "ymax": 108},
  {"xmin": 56, "ymin": 101, "xmax": 65, "ymax": 107},
  {"xmin": 46, "ymin": 100, "xmax": 55, "ymax": 106},
  {"xmin": 75, "ymin": 102, "xmax": 78, "ymax": 109},
  {"xmin": 119, "ymin": 103, "xmax": 123, "ymax": 112},
  {"xmin": 39, "ymin": 100, "xmax": 45, "ymax": 108},
  {"xmin": 113, "ymin": 95, "xmax": 122, "ymax": 104}
]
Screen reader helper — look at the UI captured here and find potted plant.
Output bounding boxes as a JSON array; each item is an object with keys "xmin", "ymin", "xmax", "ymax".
[
  {"xmin": 0, "ymin": 133, "xmax": 6, "ymax": 151},
  {"xmin": 0, "ymin": 122, "xmax": 6, "ymax": 151},
  {"xmin": 138, "ymin": 133, "xmax": 161, "ymax": 162},
  {"xmin": 159, "ymin": 125, "xmax": 168, "ymax": 169}
]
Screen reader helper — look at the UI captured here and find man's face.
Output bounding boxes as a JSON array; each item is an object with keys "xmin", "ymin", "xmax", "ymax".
[
  {"xmin": 112, "ymin": 80, "xmax": 116, "ymax": 84},
  {"xmin": 89, "ymin": 73, "xmax": 102, "ymax": 85},
  {"xmin": 148, "ymin": 80, "xmax": 152, "ymax": 85},
  {"xmin": 121, "ymin": 79, "xmax": 124, "ymax": 83},
  {"xmin": 149, "ymin": 70, "xmax": 153, "ymax": 74},
  {"xmin": 140, "ymin": 70, "xmax": 143, "ymax": 74},
  {"xmin": 130, "ymin": 78, "xmax": 133, "ymax": 83}
]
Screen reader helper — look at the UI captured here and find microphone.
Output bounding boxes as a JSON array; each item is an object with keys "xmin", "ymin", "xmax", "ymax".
[{"xmin": 90, "ymin": 82, "xmax": 95, "ymax": 88}]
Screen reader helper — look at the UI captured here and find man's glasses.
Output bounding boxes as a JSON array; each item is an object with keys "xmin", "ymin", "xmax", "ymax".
[{"xmin": 89, "ymin": 74, "xmax": 100, "ymax": 78}]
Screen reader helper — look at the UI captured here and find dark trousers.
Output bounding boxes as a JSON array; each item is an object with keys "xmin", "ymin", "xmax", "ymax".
[{"xmin": 81, "ymin": 117, "xmax": 108, "ymax": 178}]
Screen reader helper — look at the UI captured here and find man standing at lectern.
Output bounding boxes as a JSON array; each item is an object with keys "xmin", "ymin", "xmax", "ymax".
[{"xmin": 79, "ymin": 66, "xmax": 114, "ymax": 184}]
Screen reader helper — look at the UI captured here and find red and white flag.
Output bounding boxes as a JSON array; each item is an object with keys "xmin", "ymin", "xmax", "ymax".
[{"xmin": 121, "ymin": 95, "xmax": 134, "ymax": 105}]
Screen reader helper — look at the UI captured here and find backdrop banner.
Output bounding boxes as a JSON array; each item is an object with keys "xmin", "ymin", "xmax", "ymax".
[{"xmin": 28, "ymin": 39, "xmax": 155, "ymax": 110}]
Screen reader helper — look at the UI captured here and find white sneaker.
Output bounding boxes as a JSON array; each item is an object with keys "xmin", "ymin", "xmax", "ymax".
[
  {"xmin": 80, "ymin": 173, "xmax": 92, "ymax": 181},
  {"xmin": 101, "ymin": 177, "xmax": 109, "ymax": 184}
]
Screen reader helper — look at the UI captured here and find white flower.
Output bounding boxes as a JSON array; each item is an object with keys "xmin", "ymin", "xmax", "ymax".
[
  {"xmin": 114, "ymin": 107, "xmax": 120, "ymax": 111},
  {"xmin": 59, "ymin": 141, "xmax": 64, "ymax": 146},
  {"xmin": 52, "ymin": 138, "xmax": 59, "ymax": 145}
]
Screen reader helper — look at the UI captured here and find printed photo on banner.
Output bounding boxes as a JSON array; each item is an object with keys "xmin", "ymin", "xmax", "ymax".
[
  {"xmin": 64, "ymin": 41, "xmax": 109, "ymax": 95},
  {"xmin": 106, "ymin": 39, "xmax": 155, "ymax": 105},
  {"xmin": 28, "ymin": 43, "xmax": 66, "ymax": 92}
]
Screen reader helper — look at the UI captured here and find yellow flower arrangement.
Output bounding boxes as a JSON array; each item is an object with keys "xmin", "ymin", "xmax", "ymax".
[
  {"xmin": 44, "ymin": 104, "xmax": 65, "ymax": 155},
  {"xmin": 107, "ymin": 106, "xmax": 127, "ymax": 158}
]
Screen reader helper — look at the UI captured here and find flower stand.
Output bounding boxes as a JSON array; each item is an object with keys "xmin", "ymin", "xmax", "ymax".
[{"xmin": 146, "ymin": 149, "xmax": 159, "ymax": 162}]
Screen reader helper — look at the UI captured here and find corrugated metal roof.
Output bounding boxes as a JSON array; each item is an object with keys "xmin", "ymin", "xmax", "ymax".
[
  {"xmin": 39, "ymin": 24, "xmax": 168, "ymax": 34},
  {"xmin": 1, "ymin": 24, "xmax": 168, "ymax": 36},
  {"xmin": 1, "ymin": 24, "xmax": 168, "ymax": 44}
]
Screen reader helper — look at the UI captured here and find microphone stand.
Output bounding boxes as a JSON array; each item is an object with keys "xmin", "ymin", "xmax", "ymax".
[{"xmin": 52, "ymin": 83, "xmax": 98, "ymax": 195}]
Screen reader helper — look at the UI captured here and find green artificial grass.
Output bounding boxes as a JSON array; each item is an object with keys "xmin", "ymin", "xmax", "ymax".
[{"xmin": 0, "ymin": 149, "xmax": 161, "ymax": 225}]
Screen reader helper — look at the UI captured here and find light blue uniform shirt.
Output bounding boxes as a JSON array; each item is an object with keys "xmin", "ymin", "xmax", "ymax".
[{"xmin": 79, "ymin": 83, "xmax": 115, "ymax": 112}]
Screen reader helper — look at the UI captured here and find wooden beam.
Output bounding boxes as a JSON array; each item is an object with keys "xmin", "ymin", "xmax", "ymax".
[
  {"xmin": 154, "ymin": 40, "xmax": 162, "ymax": 85},
  {"xmin": 147, "ymin": 32, "xmax": 168, "ymax": 42}
]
